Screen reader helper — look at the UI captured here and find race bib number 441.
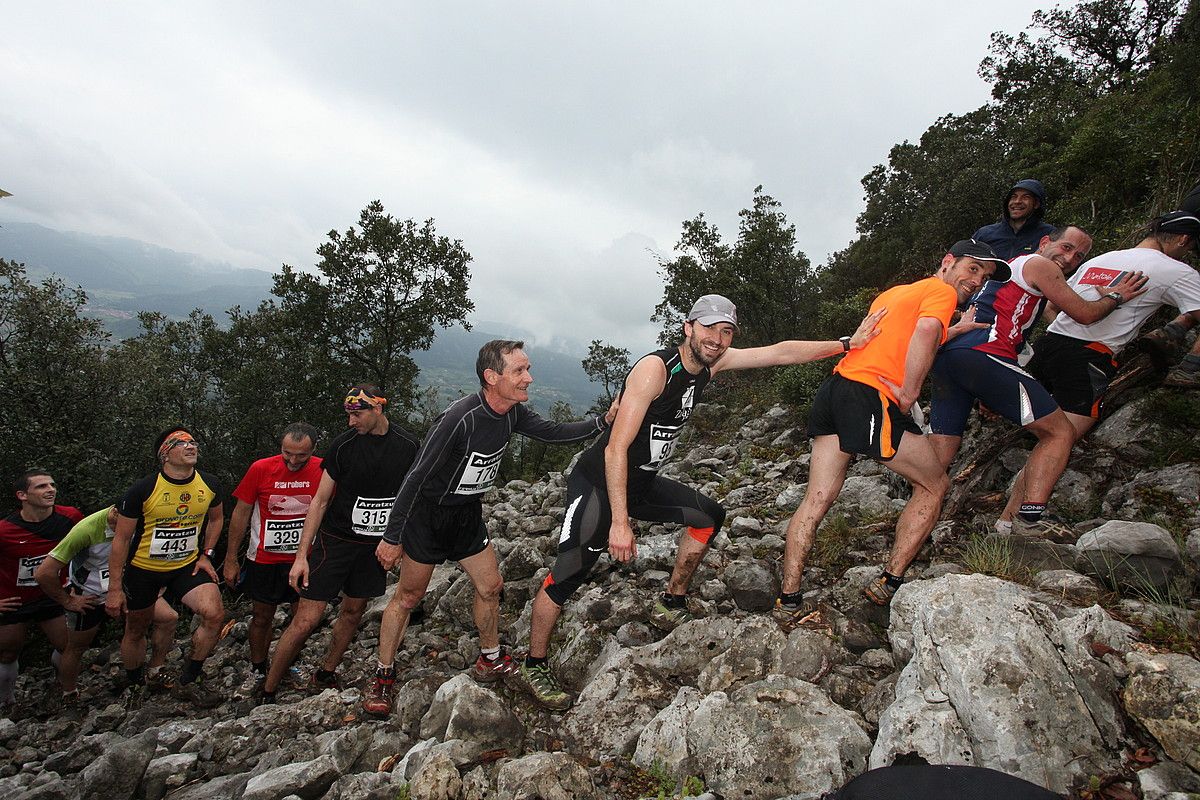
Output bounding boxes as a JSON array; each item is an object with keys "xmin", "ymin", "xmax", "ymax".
[
  {"xmin": 148, "ymin": 526, "xmax": 199, "ymax": 561},
  {"xmin": 351, "ymin": 497, "xmax": 393, "ymax": 537}
]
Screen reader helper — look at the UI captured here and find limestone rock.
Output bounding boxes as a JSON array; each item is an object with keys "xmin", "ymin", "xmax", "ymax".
[
  {"xmin": 495, "ymin": 752, "xmax": 595, "ymax": 800},
  {"xmin": 681, "ymin": 674, "xmax": 870, "ymax": 800},
  {"xmin": 722, "ymin": 558, "xmax": 777, "ymax": 611},
  {"xmin": 241, "ymin": 754, "xmax": 339, "ymax": 800},
  {"xmin": 874, "ymin": 574, "xmax": 1127, "ymax": 793},
  {"xmin": 77, "ymin": 731, "xmax": 156, "ymax": 800},
  {"xmin": 1075, "ymin": 520, "xmax": 1182, "ymax": 593},
  {"xmin": 419, "ymin": 674, "xmax": 524, "ymax": 751},
  {"xmin": 1123, "ymin": 652, "xmax": 1200, "ymax": 772},
  {"xmin": 1032, "ymin": 569, "xmax": 1103, "ymax": 605},
  {"xmin": 141, "ymin": 752, "xmax": 198, "ymax": 800},
  {"xmin": 409, "ymin": 751, "xmax": 463, "ymax": 800}
]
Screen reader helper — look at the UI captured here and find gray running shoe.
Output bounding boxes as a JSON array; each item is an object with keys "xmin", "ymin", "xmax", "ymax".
[
  {"xmin": 863, "ymin": 576, "xmax": 898, "ymax": 607},
  {"xmin": 508, "ymin": 662, "xmax": 572, "ymax": 711},
  {"xmin": 649, "ymin": 597, "xmax": 696, "ymax": 631},
  {"xmin": 770, "ymin": 597, "xmax": 817, "ymax": 632},
  {"xmin": 1011, "ymin": 517, "xmax": 1077, "ymax": 544},
  {"xmin": 1163, "ymin": 366, "xmax": 1200, "ymax": 389},
  {"xmin": 172, "ymin": 677, "xmax": 222, "ymax": 710},
  {"xmin": 235, "ymin": 670, "xmax": 264, "ymax": 698}
]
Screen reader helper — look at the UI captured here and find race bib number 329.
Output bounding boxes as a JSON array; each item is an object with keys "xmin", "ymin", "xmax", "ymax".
[{"xmin": 263, "ymin": 518, "xmax": 303, "ymax": 553}]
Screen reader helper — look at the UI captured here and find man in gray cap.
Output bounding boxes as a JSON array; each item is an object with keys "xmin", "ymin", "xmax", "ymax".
[
  {"xmin": 973, "ymin": 178, "xmax": 1057, "ymax": 261},
  {"xmin": 508, "ymin": 294, "xmax": 883, "ymax": 709}
]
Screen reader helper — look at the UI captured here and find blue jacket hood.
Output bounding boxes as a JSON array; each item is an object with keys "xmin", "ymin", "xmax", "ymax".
[{"xmin": 1004, "ymin": 179, "xmax": 1047, "ymax": 223}]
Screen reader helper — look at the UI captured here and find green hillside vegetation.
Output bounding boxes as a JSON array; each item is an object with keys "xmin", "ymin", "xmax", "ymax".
[{"xmin": 2, "ymin": 0, "xmax": 1197, "ymax": 511}]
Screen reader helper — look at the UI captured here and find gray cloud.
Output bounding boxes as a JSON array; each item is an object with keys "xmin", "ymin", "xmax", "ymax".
[{"xmin": 2, "ymin": 1, "xmax": 1047, "ymax": 352}]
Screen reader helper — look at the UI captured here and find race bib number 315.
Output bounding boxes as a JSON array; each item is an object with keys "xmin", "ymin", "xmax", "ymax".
[
  {"xmin": 148, "ymin": 526, "xmax": 199, "ymax": 561},
  {"xmin": 351, "ymin": 497, "xmax": 393, "ymax": 537}
]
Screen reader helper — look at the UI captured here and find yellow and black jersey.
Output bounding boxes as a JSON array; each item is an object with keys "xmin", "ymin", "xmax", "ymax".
[{"xmin": 117, "ymin": 470, "xmax": 223, "ymax": 572}]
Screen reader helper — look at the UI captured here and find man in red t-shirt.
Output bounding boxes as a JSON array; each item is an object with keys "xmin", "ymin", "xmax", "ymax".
[
  {"xmin": 223, "ymin": 424, "xmax": 323, "ymax": 694},
  {"xmin": 0, "ymin": 470, "xmax": 83, "ymax": 708}
]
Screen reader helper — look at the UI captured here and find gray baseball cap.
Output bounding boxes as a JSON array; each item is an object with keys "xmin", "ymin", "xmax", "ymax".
[{"xmin": 687, "ymin": 294, "xmax": 738, "ymax": 329}]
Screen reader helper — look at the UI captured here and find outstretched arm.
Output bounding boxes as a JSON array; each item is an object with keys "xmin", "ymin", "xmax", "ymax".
[
  {"xmin": 1029, "ymin": 258, "xmax": 1148, "ymax": 324},
  {"xmin": 710, "ymin": 308, "xmax": 886, "ymax": 375}
]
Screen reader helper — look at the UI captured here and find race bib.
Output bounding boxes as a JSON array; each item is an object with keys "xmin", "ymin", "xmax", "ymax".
[
  {"xmin": 17, "ymin": 555, "xmax": 46, "ymax": 587},
  {"xmin": 351, "ymin": 497, "xmax": 393, "ymax": 537},
  {"xmin": 99, "ymin": 566, "xmax": 110, "ymax": 592},
  {"xmin": 148, "ymin": 525, "xmax": 199, "ymax": 561},
  {"xmin": 453, "ymin": 447, "xmax": 505, "ymax": 495},
  {"xmin": 642, "ymin": 423, "xmax": 683, "ymax": 471},
  {"xmin": 262, "ymin": 518, "xmax": 303, "ymax": 553}
]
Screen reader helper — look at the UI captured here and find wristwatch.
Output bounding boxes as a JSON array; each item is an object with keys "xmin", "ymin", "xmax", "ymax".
[
  {"xmin": 204, "ymin": 548, "xmax": 216, "ymax": 558},
  {"xmin": 1103, "ymin": 291, "xmax": 1123, "ymax": 305},
  {"xmin": 839, "ymin": 336, "xmax": 852, "ymax": 352}
]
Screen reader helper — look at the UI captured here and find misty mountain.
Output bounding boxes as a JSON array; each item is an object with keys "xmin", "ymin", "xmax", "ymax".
[{"xmin": 0, "ymin": 219, "xmax": 603, "ymax": 413}]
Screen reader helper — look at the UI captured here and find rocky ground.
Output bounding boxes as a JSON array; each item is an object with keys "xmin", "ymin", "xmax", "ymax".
[{"xmin": 1, "ymin": 382, "xmax": 1198, "ymax": 800}]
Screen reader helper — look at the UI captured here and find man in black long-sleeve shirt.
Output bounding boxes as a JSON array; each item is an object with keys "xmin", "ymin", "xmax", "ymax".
[{"xmin": 363, "ymin": 339, "xmax": 612, "ymax": 717}]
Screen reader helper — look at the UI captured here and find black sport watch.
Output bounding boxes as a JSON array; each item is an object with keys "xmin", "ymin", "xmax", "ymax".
[{"xmin": 839, "ymin": 336, "xmax": 852, "ymax": 352}]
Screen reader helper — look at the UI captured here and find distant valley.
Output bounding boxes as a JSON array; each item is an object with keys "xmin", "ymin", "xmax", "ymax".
[{"xmin": 0, "ymin": 219, "xmax": 603, "ymax": 413}]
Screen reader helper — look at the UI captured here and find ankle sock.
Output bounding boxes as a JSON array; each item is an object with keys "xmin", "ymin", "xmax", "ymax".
[
  {"xmin": 778, "ymin": 591, "xmax": 804, "ymax": 608},
  {"xmin": 315, "ymin": 668, "xmax": 337, "ymax": 684},
  {"xmin": 375, "ymin": 662, "xmax": 395, "ymax": 680},
  {"xmin": 126, "ymin": 665, "xmax": 146, "ymax": 687},
  {"xmin": 525, "ymin": 655, "xmax": 548, "ymax": 669},
  {"xmin": 881, "ymin": 571, "xmax": 904, "ymax": 591},
  {"xmin": 0, "ymin": 660, "xmax": 18, "ymax": 703},
  {"xmin": 1018, "ymin": 502, "xmax": 1047, "ymax": 523},
  {"xmin": 180, "ymin": 658, "xmax": 205, "ymax": 685},
  {"xmin": 252, "ymin": 660, "xmax": 267, "ymax": 675},
  {"xmin": 1163, "ymin": 321, "xmax": 1189, "ymax": 340},
  {"xmin": 661, "ymin": 592, "xmax": 687, "ymax": 608},
  {"xmin": 480, "ymin": 646, "xmax": 501, "ymax": 661}
]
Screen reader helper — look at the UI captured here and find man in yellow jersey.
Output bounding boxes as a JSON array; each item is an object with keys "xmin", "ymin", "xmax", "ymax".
[
  {"xmin": 772, "ymin": 240, "xmax": 1003, "ymax": 627},
  {"xmin": 107, "ymin": 427, "xmax": 226, "ymax": 707}
]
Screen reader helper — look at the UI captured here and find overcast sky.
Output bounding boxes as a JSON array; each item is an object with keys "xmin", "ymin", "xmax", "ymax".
[{"xmin": 1, "ymin": 1, "xmax": 1053, "ymax": 352}]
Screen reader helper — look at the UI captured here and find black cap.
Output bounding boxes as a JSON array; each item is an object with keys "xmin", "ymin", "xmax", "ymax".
[
  {"xmin": 948, "ymin": 238, "xmax": 1011, "ymax": 282},
  {"xmin": 1157, "ymin": 210, "xmax": 1200, "ymax": 238}
]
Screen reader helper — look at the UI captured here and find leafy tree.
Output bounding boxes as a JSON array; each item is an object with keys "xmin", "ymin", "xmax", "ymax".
[
  {"xmin": 653, "ymin": 187, "xmax": 820, "ymax": 348},
  {"xmin": 268, "ymin": 200, "xmax": 474, "ymax": 416},
  {"xmin": 0, "ymin": 259, "xmax": 113, "ymax": 509},
  {"xmin": 581, "ymin": 339, "xmax": 631, "ymax": 411}
]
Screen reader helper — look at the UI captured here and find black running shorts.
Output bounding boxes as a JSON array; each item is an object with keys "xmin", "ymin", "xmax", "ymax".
[
  {"xmin": 238, "ymin": 559, "xmax": 299, "ymax": 606},
  {"xmin": 301, "ymin": 530, "xmax": 386, "ymax": 601},
  {"xmin": 1026, "ymin": 332, "xmax": 1117, "ymax": 419},
  {"xmin": 124, "ymin": 562, "xmax": 214, "ymax": 611},
  {"xmin": 808, "ymin": 373, "xmax": 921, "ymax": 461},
  {"xmin": 400, "ymin": 498, "xmax": 489, "ymax": 566}
]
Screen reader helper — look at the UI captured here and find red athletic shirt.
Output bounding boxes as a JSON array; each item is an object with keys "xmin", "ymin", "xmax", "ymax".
[
  {"xmin": 0, "ymin": 505, "xmax": 84, "ymax": 603},
  {"xmin": 232, "ymin": 455, "xmax": 323, "ymax": 564}
]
